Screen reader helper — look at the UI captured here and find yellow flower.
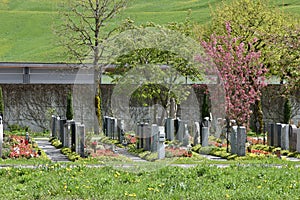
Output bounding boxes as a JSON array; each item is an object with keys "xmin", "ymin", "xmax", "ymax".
[
  {"xmin": 225, "ymin": 194, "xmax": 230, "ymax": 198},
  {"xmin": 128, "ymin": 193, "xmax": 136, "ymax": 197},
  {"xmin": 148, "ymin": 187, "xmax": 154, "ymax": 191},
  {"xmin": 257, "ymin": 185, "xmax": 262, "ymax": 189}
]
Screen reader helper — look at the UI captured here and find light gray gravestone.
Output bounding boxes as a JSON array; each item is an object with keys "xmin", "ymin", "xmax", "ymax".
[
  {"xmin": 281, "ymin": 124, "xmax": 289, "ymax": 150},
  {"xmin": 51, "ymin": 115, "xmax": 57, "ymax": 137},
  {"xmin": 237, "ymin": 126, "xmax": 246, "ymax": 156},
  {"xmin": 230, "ymin": 126, "xmax": 238, "ymax": 154},
  {"xmin": 193, "ymin": 122, "xmax": 200, "ymax": 145},
  {"xmin": 55, "ymin": 116, "xmax": 61, "ymax": 140},
  {"xmin": 151, "ymin": 124, "xmax": 159, "ymax": 152},
  {"xmin": 176, "ymin": 120, "xmax": 185, "ymax": 143},
  {"xmin": 158, "ymin": 126, "xmax": 165, "ymax": 159},
  {"xmin": 183, "ymin": 124, "xmax": 190, "ymax": 146},
  {"xmin": 297, "ymin": 128, "xmax": 300, "ymax": 153},
  {"xmin": 201, "ymin": 127, "xmax": 209, "ymax": 147}
]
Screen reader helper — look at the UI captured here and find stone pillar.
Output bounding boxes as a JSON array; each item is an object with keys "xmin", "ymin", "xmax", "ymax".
[
  {"xmin": 79, "ymin": 124, "xmax": 85, "ymax": 157},
  {"xmin": 201, "ymin": 127, "xmax": 209, "ymax": 147},
  {"xmin": 237, "ymin": 126, "xmax": 246, "ymax": 156},
  {"xmin": 165, "ymin": 118, "xmax": 175, "ymax": 141},
  {"xmin": 151, "ymin": 124, "xmax": 159, "ymax": 152},
  {"xmin": 193, "ymin": 122, "xmax": 200, "ymax": 145},
  {"xmin": 117, "ymin": 119, "xmax": 125, "ymax": 143},
  {"xmin": 0, "ymin": 117, "xmax": 3, "ymax": 158},
  {"xmin": 55, "ymin": 116, "xmax": 61, "ymax": 139},
  {"xmin": 158, "ymin": 126, "xmax": 165, "ymax": 159},
  {"xmin": 289, "ymin": 125, "xmax": 297, "ymax": 152},
  {"xmin": 230, "ymin": 126, "xmax": 238, "ymax": 154},
  {"xmin": 281, "ymin": 124, "xmax": 289, "ymax": 150}
]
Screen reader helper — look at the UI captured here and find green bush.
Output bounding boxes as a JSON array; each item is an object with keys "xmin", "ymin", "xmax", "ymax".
[{"xmin": 191, "ymin": 144, "xmax": 201, "ymax": 153}]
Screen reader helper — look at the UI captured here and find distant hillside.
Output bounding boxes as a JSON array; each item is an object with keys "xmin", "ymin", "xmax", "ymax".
[{"xmin": 0, "ymin": 0, "xmax": 299, "ymax": 62}]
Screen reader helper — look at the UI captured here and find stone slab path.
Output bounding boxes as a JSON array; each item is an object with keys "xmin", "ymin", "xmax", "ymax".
[{"xmin": 35, "ymin": 139, "xmax": 70, "ymax": 162}]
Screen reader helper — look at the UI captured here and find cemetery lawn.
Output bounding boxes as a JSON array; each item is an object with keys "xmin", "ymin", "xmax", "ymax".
[{"xmin": 1, "ymin": 164, "xmax": 300, "ymax": 199}]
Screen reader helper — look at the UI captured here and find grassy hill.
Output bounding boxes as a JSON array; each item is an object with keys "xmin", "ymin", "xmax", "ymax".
[{"xmin": 0, "ymin": 0, "xmax": 299, "ymax": 62}]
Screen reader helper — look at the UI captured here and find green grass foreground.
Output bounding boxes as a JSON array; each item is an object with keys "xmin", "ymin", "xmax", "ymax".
[
  {"xmin": 0, "ymin": 0, "xmax": 299, "ymax": 62},
  {"xmin": 1, "ymin": 163, "xmax": 300, "ymax": 199}
]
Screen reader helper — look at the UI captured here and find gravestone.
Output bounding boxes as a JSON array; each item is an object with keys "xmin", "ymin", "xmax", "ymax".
[
  {"xmin": 193, "ymin": 122, "xmax": 200, "ymax": 145},
  {"xmin": 117, "ymin": 119, "xmax": 125, "ymax": 143},
  {"xmin": 237, "ymin": 126, "xmax": 246, "ymax": 156},
  {"xmin": 70, "ymin": 120, "xmax": 76, "ymax": 151},
  {"xmin": 274, "ymin": 123, "xmax": 281, "ymax": 147},
  {"xmin": 143, "ymin": 123, "xmax": 151, "ymax": 151},
  {"xmin": 0, "ymin": 116, "xmax": 3, "ymax": 158},
  {"xmin": 182, "ymin": 124, "xmax": 189, "ymax": 146},
  {"xmin": 103, "ymin": 116, "xmax": 109, "ymax": 136},
  {"xmin": 64, "ymin": 120, "xmax": 73, "ymax": 148},
  {"xmin": 112, "ymin": 118, "xmax": 118, "ymax": 140},
  {"xmin": 230, "ymin": 126, "xmax": 238, "ymax": 154},
  {"xmin": 201, "ymin": 127, "xmax": 209, "ymax": 147},
  {"xmin": 165, "ymin": 118, "xmax": 175, "ymax": 141},
  {"xmin": 158, "ymin": 126, "xmax": 165, "ymax": 159},
  {"xmin": 289, "ymin": 125, "xmax": 297, "ymax": 152},
  {"xmin": 78, "ymin": 124, "xmax": 85, "ymax": 157},
  {"xmin": 60, "ymin": 119, "xmax": 67, "ymax": 146},
  {"xmin": 281, "ymin": 124, "xmax": 289, "ymax": 150},
  {"xmin": 151, "ymin": 124, "xmax": 159, "ymax": 152},
  {"xmin": 51, "ymin": 115, "xmax": 57, "ymax": 137},
  {"xmin": 297, "ymin": 128, "xmax": 300, "ymax": 153},
  {"xmin": 267, "ymin": 123, "xmax": 275, "ymax": 146},
  {"xmin": 106, "ymin": 117, "xmax": 112, "ymax": 138},
  {"xmin": 176, "ymin": 120, "xmax": 186, "ymax": 143},
  {"xmin": 55, "ymin": 116, "xmax": 61, "ymax": 140}
]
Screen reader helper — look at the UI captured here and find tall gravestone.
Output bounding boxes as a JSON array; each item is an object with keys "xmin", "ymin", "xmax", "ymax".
[
  {"xmin": 176, "ymin": 120, "xmax": 185, "ymax": 143},
  {"xmin": 103, "ymin": 116, "xmax": 109, "ymax": 136},
  {"xmin": 289, "ymin": 125, "xmax": 297, "ymax": 152},
  {"xmin": 165, "ymin": 118, "xmax": 175, "ymax": 141},
  {"xmin": 201, "ymin": 127, "xmax": 209, "ymax": 147},
  {"xmin": 182, "ymin": 124, "xmax": 190, "ymax": 146},
  {"xmin": 117, "ymin": 119, "xmax": 125, "ymax": 143},
  {"xmin": 151, "ymin": 124, "xmax": 159, "ymax": 152},
  {"xmin": 70, "ymin": 120, "xmax": 76, "ymax": 151},
  {"xmin": 0, "ymin": 116, "xmax": 3, "ymax": 158},
  {"xmin": 297, "ymin": 128, "xmax": 300, "ymax": 153},
  {"xmin": 193, "ymin": 122, "xmax": 200, "ymax": 145},
  {"xmin": 267, "ymin": 123, "xmax": 275, "ymax": 146},
  {"xmin": 281, "ymin": 124, "xmax": 289, "ymax": 150},
  {"xmin": 79, "ymin": 124, "xmax": 85, "ymax": 157},
  {"xmin": 60, "ymin": 119, "xmax": 67, "ymax": 146},
  {"xmin": 112, "ymin": 118, "xmax": 118, "ymax": 140},
  {"xmin": 55, "ymin": 116, "xmax": 61, "ymax": 140},
  {"xmin": 51, "ymin": 115, "xmax": 57, "ymax": 137},
  {"xmin": 237, "ymin": 126, "xmax": 246, "ymax": 156},
  {"xmin": 230, "ymin": 126, "xmax": 238, "ymax": 154},
  {"xmin": 106, "ymin": 117, "xmax": 112, "ymax": 138},
  {"xmin": 274, "ymin": 123, "xmax": 281, "ymax": 147},
  {"xmin": 158, "ymin": 126, "xmax": 165, "ymax": 159}
]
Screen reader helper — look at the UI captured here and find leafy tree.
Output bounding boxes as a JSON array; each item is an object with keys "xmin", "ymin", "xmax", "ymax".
[
  {"xmin": 57, "ymin": 0, "xmax": 127, "ymax": 132},
  {"xmin": 66, "ymin": 92, "xmax": 74, "ymax": 120},
  {"xmin": 201, "ymin": 23, "xmax": 267, "ymax": 126}
]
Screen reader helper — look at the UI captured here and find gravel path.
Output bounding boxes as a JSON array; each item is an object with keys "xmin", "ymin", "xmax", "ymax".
[{"xmin": 35, "ymin": 139, "xmax": 70, "ymax": 162}]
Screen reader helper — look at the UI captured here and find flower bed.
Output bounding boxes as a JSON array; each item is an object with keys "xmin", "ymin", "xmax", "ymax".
[{"xmin": 8, "ymin": 135, "xmax": 39, "ymax": 159}]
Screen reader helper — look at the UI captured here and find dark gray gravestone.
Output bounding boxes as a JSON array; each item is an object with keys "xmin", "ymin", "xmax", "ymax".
[
  {"xmin": 176, "ymin": 120, "xmax": 186, "ymax": 143},
  {"xmin": 143, "ymin": 123, "xmax": 151, "ymax": 151},
  {"xmin": 0, "ymin": 117, "xmax": 3, "ymax": 158},
  {"xmin": 55, "ymin": 116, "xmax": 61, "ymax": 139},
  {"xmin": 267, "ymin": 123, "xmax": 275, "ymax": 146},
  {"xmin": 60, "ymin": 119, "xmax": 66, "ymax": 146},
  {"xmin": 70, "ymin": 120, "xmax": 76, "ymax": 152},
  {"xmin": 151, "ymin": 124, "xmax": 159, "ymax": 152},
  {"xmin": 158, "ymin": 126, "xmax": 165, "ymax": 159},
  {"xmin": 275, "ymin": 123, "xmax": 281, "ymax": 147},
  {"xmin": 107, "ymin": 117, "xmax": 112, "ymax": 138},
  {"xmin": 112, "ymin": 118, "xmax": 118, "ymax": 140},
  {"xmin": 51, "ymin": 115, "xmax": 57, "ymax": 137},
  {"xmin": 230, "ymin": 126, "xmax": 238, "ymax": 154},
  {"xmin": 79, "ymin": 124, "xmax": 85, "ymax": 157},
  {"xmin": 289, "ymin": 125, "xmax": 297, "ymax": 152},
  {"xmin": 281, "ymin": 124, "xmax": 289, "ymax": 150},
  {"xmin": 193, "ymin": 122, "xmax": 200, "ymax": 145},
  {"xmin": 117, "ymin": 119, "xmax": 125, "ymax": 143},
  {"xmin": 165, "ymin": 118, "xmax": 175, "ymax": 141},
  {"xmin": 237, "ymin": 126, "xmax": 246, "ymax": 156},
  {"xmin": 104, "ymin": 116, "xmax": 109, "ymax": 136}
]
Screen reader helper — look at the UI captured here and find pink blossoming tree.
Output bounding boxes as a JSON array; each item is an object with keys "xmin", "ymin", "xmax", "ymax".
[{"xmin": 201, "ymin": 23, "xmax": 268, "ymax": 126}]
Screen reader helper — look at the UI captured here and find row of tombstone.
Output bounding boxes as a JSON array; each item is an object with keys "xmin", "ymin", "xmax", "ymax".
[
  {"xmin": 103, "ymin": 116, "xmax": 125, "ymax": 143},
  {"xmin": 267, "ymin": 123, "xmax": 300, "ymax": 152},
  {"xmin": 51, "ymin": 115, "xmax": 85, "ymax": 157}
]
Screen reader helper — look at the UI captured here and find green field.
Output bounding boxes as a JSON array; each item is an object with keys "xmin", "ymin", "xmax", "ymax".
[{"xmin": 0, "ymin": 0, "xmax": 299, "ymax": 62}]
